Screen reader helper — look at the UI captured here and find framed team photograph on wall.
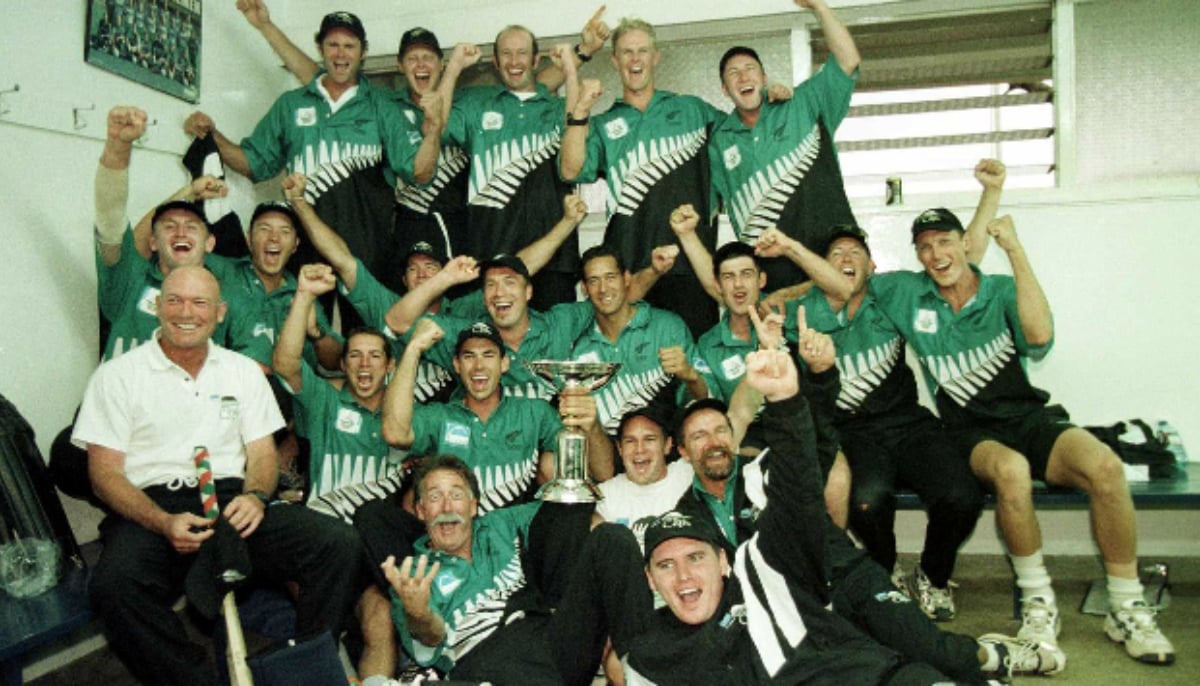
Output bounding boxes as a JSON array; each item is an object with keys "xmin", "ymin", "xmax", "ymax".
[{"xmin": 84, "ymin": 0, "xmax": 202, "ymax": 103}]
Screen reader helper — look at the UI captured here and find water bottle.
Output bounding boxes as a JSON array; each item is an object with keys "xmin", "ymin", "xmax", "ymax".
[{"xmin": 1156, "ymin": 421, "xmax": 1188, "ymax": 462}]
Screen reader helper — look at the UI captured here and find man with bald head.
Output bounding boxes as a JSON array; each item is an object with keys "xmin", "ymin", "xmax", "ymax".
[{"xmin": 73, "ymin": 266, "xmax": 362, "ymax": 686}]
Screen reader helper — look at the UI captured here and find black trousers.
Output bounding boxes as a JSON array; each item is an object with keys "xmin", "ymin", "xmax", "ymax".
[
  {"xmin": 842, "ymin": 411, "xmax": 985, "ymax": 587},
  {"xmin": 449, "ymin": 518, "xmax": 653, "ymax": 686},
  {"xmin": 89, "ymin": 480, "xmax": 365, "ymax": 686},
  {"xmin": 826, "ymin": 531, "xmax": 985, "ymax": 684}
]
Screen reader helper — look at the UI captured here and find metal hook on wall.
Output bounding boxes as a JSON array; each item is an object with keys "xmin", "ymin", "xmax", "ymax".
[
  {"xmin": 73, "ymin": 103, "xmax": 95, "ymax": 130},
  {"xmin": 0, "ymin": 84, "xmax": 19, "ymax": 116}
]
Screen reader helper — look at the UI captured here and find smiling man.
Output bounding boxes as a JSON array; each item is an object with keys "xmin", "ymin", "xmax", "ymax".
[
  {"xmin": 559, "ymin": 16, "xmax": 724, "ymax": 336},
  {"xmin": 871, "ymin": 210, "xmax": 1175, "ymax": 665},
  {"xmin": 570, "ymin": 245, "xmax": 709, "ymax": 435},
  {"xmin": 72, "ymin": 266, "xmax": 362, "ymax": 686},
  {"xmin": 186, "ymin": 10, "xmax": 441, "ymax": 299},
  {"xmin": 380, "ymin": 454, "xmax": 650, "ymax": 686},
  {"xmin": 709, "ymin": 0, "xmax": 861, "ymax": 294},
  {"xmin": 594, "ymin": 406, "xmax": 693, "ymax": 549}
]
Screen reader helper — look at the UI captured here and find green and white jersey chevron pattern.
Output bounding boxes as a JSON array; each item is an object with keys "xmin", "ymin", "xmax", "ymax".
[
  {"xmin": 399, "ymin": 503, "xmax": 540, "ymax": 671},
  {"xmin": 468, "ymin": 132, "xmax": 562, "ymax": 209},
  {"xmin": 724, "ymin": 124, "xmax": 821, "ymax": 243},
  {"xmin": 872, "ymin": 268, "xmax": 1054, "ymax": 424},
  {"xmin": 607, "ymin": 127, "xmax": 707, "ymax": 216},
  {"xmin": 396, "ymin": 144, "xmax": 469, "ymax": 213}
]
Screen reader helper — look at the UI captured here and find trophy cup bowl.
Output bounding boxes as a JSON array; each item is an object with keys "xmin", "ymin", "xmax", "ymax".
[{"xmin": 526, "ymin": 360, "xmax": 621, "ymax": 503}]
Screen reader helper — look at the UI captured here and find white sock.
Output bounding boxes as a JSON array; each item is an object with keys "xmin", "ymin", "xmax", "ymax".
[
  {"xmin": 1107, "ymin": 574, "xmax": 1145, "ymax": 611},
  {"xmin": 1011, "ymin": 551, "xmax": 1055, "ymax": 604}
]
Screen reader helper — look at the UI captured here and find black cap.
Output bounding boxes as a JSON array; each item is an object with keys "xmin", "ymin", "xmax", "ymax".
[
  {"xmin": 823, "ymin": 223, "xmax": 871, "ymax": 256},
  {"xmin": 151, "ymin": 200, "xmax": 208, "ymax": 229},
  {"xmin": 719, "ymin": 46, "xmax": 762, "ymax": 78},
  {"xmin": 455, "ymin": 321, "xmax": 506, "ymax": 356},
  {"xmin": 674, "ymin": 397, "xmax": 729, "ymax": 442},
  {"xmin": 910, "ymin": 208, "xmax": 964, "ymax": 243},
  {"xmin": 404, "ymin": 240, "xmax": 448, "ymax": 266},
  {"xmin": 617, "ymin": 403, "xmax": 671, "ymax": 440},
  {"xmin": 479, "ymin": 253, "xmax": 531, "ymax": 281},
  {"xmin": 398, "ymin": 27, "xmax": 442, "ymax": 60},
  {"xmin": 248, "ymin": 202, "xmax": 300, "ymax": 232},
  {"xmin": 315, "ymin": 11, "xmax": 366, "ymax": 44},
  {"xmin": 643, "ymin": 510, "xmax": 726, "ymax": 563}
]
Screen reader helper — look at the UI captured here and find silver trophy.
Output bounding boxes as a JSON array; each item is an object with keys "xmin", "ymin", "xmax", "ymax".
[{"xmin": 526, "ymin": 360, "xmax": 621, "ymax": 503}]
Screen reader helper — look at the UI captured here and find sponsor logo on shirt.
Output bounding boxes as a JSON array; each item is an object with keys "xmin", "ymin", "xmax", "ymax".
[
  {"xmin": 407, "ymin": 130, "xmax": 423, "ymax": 145},
  {"xmin": 295, "ymin": 107, "xmax": 318, "ymax": 127},
  {"xmin": 693, "ymin": 357, "xmax": 712, "ymax": 375},
  {"xmin": 252, "ymin": 322, "xmax": 274, "ymax": 341},
  {"xmin": 505, "ymin": 430, "xmax": 523, "ymax": 449},
  {"xmin": 914, "ymin": 308, "xmax": 938, "ymax": 334},
  {"xmin": 605, "ymin": 117, "xmax": 629, "ymax": 140},
  {"xmin": 723, "ymin": 145, "xmax": 741, "ymax": 170},
  {"xmin": 336, "ymin": 408, "xmax": 363, "ymax": 434},
  {"xmin": 138, "ymin": 286, "xmax": 160, "ymax": 317},
  {"xmin": 404, "ymin": 109, "xmax": 417, "ymax": 125},
  {"xmin": 574, "ymin": 351, "xmax": 602, "ymax": 364},
  {"xmin": 482, "ymin": 111, "xmax": 504, "ymax": 130},
  {"xmin": 444, "ymin": 422, "xmax": 470, "ymax": 447},
  {"xmin": 720, "ymin": 355, "xmax": 745, "ymax": 380},
  {"xmin": 219, "ymin": 396, "xmax": 240, "ymax": 420},
  {"xmin": 435, "ymin": 570, "xmax": 462, "ymax": 595}
]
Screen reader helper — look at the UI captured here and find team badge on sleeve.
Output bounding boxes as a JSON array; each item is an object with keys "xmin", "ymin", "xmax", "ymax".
[
  {"xmin": 605, "ymin": 117, "xmax": 629, "ymax": 140},
  {"xmin": 914, "ymin": 308, "xmax": 938, "ymax": 334},
  {"xmin": 295, "ymin": 107, "xmax": 318, "ymax": 127}
]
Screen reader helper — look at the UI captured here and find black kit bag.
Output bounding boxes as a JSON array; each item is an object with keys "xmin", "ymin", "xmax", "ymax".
[{"xmin": 1086, "ymin": 419, "xmax": 1177, "ymax": 480}]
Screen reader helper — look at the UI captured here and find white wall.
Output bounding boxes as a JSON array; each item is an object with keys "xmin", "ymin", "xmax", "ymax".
[{"xmin": 1, "ymin": 0, "xmax": 1197, "ymax": 558}]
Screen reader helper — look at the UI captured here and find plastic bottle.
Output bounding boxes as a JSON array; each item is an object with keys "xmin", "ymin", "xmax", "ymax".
[{"xmin": 1156, "ymin": 421, "xmax": 1188, "ymax": 463}]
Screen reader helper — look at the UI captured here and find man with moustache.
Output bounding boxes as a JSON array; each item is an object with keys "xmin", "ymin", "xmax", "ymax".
[
  {"xmin": 380, "ymin": 455, "xmax": 649, "ymax": 686},
  {"xmin": 709, "ymin": 0, "xmax": 861, "ymax": 293},
  {"xmin": 72, "ymin": 266, "xmax": 362, "ymax": 686},
  {"xmin": 663, "ymin": 330, "xmax": 1062, "ymax": 684}
]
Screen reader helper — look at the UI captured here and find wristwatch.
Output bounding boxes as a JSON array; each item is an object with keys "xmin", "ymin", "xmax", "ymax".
[
  {"xmin": 567, "ymin": 113, "xmax": 591, "ymax": 126},
  {"xmin": 244, "ymin": 489, "xmax": 271, "ymax": 506},
  {"xmin": 574, "ymin": 44, "xmax": 592, "ymax": 63}
]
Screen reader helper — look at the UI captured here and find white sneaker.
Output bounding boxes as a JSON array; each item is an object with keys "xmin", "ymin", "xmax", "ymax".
[
  {"xmin": 908, "ymin": 565, "xmax": 955, "ymax": 621},
  {"xmin": 979, "ymin": 633, "xmax": 1066, "ymax": 681},
  {"xmin": 1017, "ymin": 595, "xmax": 1061, "ymax": 645},
  {"xmin": 1104, "ymin": 599, "xmax": 1176, "ymax": 664}
]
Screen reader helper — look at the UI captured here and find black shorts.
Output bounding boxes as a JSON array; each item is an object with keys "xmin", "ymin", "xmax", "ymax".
[{"xmin": 946, "ymin": 404, "xmax": 1075, "ymax": 480}]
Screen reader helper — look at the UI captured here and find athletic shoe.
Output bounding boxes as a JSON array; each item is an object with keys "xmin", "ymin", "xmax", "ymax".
[
  {"xmin": 1017, "ymin": 595, "xmax": 1060, "ymax": 645},
  {"xmin": 979, "ymin": 633, "xmax": 1066, "ymax": 681},
  {"xmin": 908, "ymin": 565, "xmax": 955, "ymax": 621},
  {"xmin": 1104, "ymin": 599, "xmax": 1176, "ymax": 664},
  {"xmin": 890, "ymin": 563, "xmax": 909, "ymax": 595}
]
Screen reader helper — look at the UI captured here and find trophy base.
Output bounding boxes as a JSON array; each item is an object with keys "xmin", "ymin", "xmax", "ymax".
[{"xmin": 536, "ymin": 478, "xmax": 604, "ymax": 503}]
